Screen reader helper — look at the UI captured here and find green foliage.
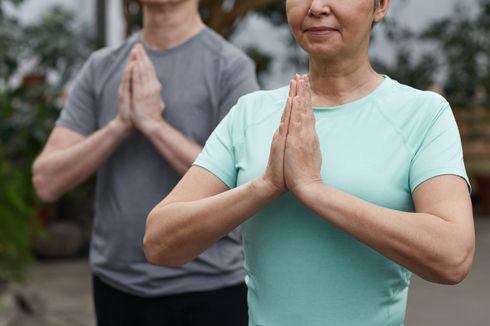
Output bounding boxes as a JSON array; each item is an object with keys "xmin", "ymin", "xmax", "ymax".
[
  {"xmin": 370, "ymin": 14, "xmax": 440, "ymax": 89},
  {"xmin": 372, "ymin": 50, "xmax": 437, "ymax": 91},
  {"xmin": 245, "ymin": 46, "xmax": 272, "ymax": 86},
  {"xmin": 22, "ymin": 7, "xmax": 94, "ymax": 88},
  {"xmin": 0, "ymin": 0, "xmax": 24, "ymax": 16},
  {"xmin": 420, "ymin": 0, "xmax": 490, "ymax": 107},
  {"xmin": 0, "ymin": 6, "xmax": 94, "ymax": 282},
  {"xmin": 0, "ymin": 11, "xmax": 24, "ymax": 80},
  {"xmin": 255, "ymin": 2, "xmax": 287, "ymax": 27},
  {"xmin": 0, "ymin": 158, "xmax": 36, "ymax": 282}
]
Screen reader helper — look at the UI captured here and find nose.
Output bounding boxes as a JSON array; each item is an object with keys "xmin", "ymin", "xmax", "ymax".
[{"xmin": 308, "ymin": 0, "xmax": 331, "ymax": 17}]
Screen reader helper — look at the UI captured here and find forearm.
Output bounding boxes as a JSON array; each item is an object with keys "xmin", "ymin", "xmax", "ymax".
[
  {"xmin": 142, "ymin": 119, "xmax": 202, "ymax": 175},
  {"xmin": 295, "ymin": 182, "xmax": 474, "ymax": 284},
  {"xmin": 32, "ymin": 120, "xmax": 130, "ymax": 202},
  {"xmin": 144, "ymin": 177, "xmax": 276, "ymax": 267}
]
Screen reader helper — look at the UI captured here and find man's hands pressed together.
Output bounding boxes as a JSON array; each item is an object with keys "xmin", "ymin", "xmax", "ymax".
[{"xmin": 116, "ymin": 44, "xmax": 166, "ymax": 136}]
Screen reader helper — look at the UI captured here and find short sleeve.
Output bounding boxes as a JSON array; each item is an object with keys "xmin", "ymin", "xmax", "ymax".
[
  {"xmin": 56, "ymin": 53, "xmax": 97, "ymax": 136},
  {"xmin": 218, "ymin": 55, "xmax": 258, "ymax": 121},
  {"xmin": 193, "ymin": 104, "xmax": 240, "ymax": 189},
  {"xmin": 409, "ymin": 104, "xmax": 470, "ymax": 192}
]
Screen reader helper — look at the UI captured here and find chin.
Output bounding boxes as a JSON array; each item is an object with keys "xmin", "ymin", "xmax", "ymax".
[{"xmin": 301, "ymin": 45, "xmax": 338, "ymax": 59}]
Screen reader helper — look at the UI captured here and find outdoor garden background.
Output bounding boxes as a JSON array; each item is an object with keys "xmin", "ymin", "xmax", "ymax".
[{"xmin": 1, "ymin": 0, "xmax": 490, "ymax": 325}]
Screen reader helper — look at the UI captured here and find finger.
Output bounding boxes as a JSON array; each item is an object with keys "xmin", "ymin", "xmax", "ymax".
[
  {"xmin": 297, "ymin": 80, "xmax": 308, "ymax": 114},
  {"xmin": 299, "ymin": 79, "xmax": 313, "ymax": 115},
  {"xmin": 121, "ymin": 62, "xmax": 132, "ymax": 96},
  {"xmin": 129, "ymin": 45, "xmax": 138, "ymax": 62},
  {"xmin": 132, "ymin": 61, "xmax": 143, "ymax": 94},
  {"xmin": 122, "ymin": 61, "xmax": 132, "ymax": 87},
  {"xmin": 137, "ymin": 47, "xmax": 150, "ymax": 84},
  {"xmin": 279, "ymin": 97, "xmax": 293, "ymax": 136},
  {"xmin": 295, "ymin": 74, "xmax": 301, "ymax": 94},
  {"xmin": 124, "ymin": 66, "xmax": 132, "ymax": 109},
  {"xmin": 304, "ymin": 76, "xmax": 311, "ymax": 91},
  {"xmin": 119, "ymin": 63, "xmax": 132, "ymax": 110},
  {"xmin": 289, "ymin": 79, "xmax": 297, "ymax": 97},
  {"xmin": 139, "ymin": 46, "xmax": 156, "ymax": 77},
  {"xmin": 291, "ymin": 96, "xmax": 302, "ymax": 126},
  {"xmin": 303, "ymin": 79, "xmax": 313, "ymax": 112},
  {"xmin": 132, "ymin": 45, "xmax": 147, "ymax": 84},
  {"xmin": 297, "ymin": 79, "xmax": 304, "ymax": 97}
]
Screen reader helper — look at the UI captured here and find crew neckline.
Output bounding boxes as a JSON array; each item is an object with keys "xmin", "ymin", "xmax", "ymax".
[
  {"xmin": 133, "ymin": 27, "xmax": 208, "ymax": 57},
  {"xmin": 312, "ymin": 75, "xmax": 390, "ymax": 114}
]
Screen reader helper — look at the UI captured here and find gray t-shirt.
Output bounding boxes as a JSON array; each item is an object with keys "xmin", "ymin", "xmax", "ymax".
[{"xmin": 57, "ymin": 28, "xmax": 258, "ymax": 297}]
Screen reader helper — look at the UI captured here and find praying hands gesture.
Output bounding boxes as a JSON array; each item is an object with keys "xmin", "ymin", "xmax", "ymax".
[
  {"xmin": 113, "ymin": 43, "xmax": 201, "ymax": 175},
  {"xmin": 263, "ymin": 74, "xmax": 323, "ymax": 199},
  {"xmin": 115, "ymin": 44, "xmax": 166, "ymax": 136},
  {"xmin": 145, "ymin": 72, "xmax": 474, "ymax": 286}
]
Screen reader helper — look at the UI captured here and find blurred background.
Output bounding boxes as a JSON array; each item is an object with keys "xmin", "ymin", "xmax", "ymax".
[{"xmin": 0, "ymin": 0, "xmax": 489, "ymax": 325}]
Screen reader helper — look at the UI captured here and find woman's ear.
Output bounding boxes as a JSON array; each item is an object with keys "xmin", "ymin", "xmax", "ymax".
[{"xmin": 373, "ymin": 0, "xmax": 391, "ymax": 24}]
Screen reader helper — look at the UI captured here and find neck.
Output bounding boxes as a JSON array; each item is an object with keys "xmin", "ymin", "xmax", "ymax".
[
  {"xmin": 308, "ymin": 46, "xmax": 382, "ymax": 107},
  {"xmin": 141, "ymin": 2, "xmax": 205, "ymax": 50}
]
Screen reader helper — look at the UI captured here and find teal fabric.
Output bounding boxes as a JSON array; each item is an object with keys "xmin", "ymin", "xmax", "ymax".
[{"xmin": 194, "ymin": 76, "xmax": 469, "ymax": 326}]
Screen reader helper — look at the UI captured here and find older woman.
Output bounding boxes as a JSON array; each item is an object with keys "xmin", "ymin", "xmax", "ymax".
[{"xmin": 144, "ymin": 0, "xmax": 475, "ymax": 325}]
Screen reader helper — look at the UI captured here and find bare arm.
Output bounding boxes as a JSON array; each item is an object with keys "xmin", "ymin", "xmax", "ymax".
[
  {"xmin": 32, "ymin": 62, "xmax": 135, "ymax": 202},
  {"xmin": 286, "ymin": 77, "xmax": 475, "ymax": 285},
  {"xmin": 294, "ymin": 176, "xmax": 474, "ymax": 285},
  {"xmin": 144, "ymin": 167, "xmax": 276, "ymax": 266},
  {"xmin": 32, "ymin": 121, "xmax": 130, "ymax": 202},
  {"xmin": 130, "ymin": 44, "xmax": 202, "ymax": 175},
  {"xmin": 144, "ymin": 87, "xmax": 293, "ymax": 266},
  {"xmin": 145, "ymin": 76, "xmax": 476, "ymax": 285},
  {"xmin": 138, "ymin": 119, "xmax": 202, "ymax": 176}
]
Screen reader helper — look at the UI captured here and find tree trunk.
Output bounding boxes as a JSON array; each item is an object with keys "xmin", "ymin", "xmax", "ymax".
[{"xmin": 96, "ymin": 0, "xmax": 106, "ymax": 48}]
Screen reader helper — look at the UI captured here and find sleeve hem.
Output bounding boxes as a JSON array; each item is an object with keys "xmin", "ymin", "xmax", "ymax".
[
  {"xmin": 410, "ymin": 168, "xmax": 471, "ymax": 194},
  {"xmin": 192, "ymin": 161, "xmax": 235, "ymax": 189},
  {"xmin": 55, "ymin": 120, "xmax": 93, "ymax": 137}
]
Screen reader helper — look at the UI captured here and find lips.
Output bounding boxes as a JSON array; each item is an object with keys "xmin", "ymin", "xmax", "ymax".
[{"xmin": 305, "ymin": 26, "xmax": 338, "ymax": 34}]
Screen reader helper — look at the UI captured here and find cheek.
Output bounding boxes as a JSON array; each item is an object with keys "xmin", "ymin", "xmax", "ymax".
[{"xmin": 286, "ymin": 7, "xmax": 308, "ymax": 37}]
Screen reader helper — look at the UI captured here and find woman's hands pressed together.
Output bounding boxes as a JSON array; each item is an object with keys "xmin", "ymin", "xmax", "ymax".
[
  {"xmin": 284, "ymin": 75, "xmax": 323, "ymax": 195},
  {"xmin": 260, "ymin": 74, "xmax": 323, "ymax": 200}
]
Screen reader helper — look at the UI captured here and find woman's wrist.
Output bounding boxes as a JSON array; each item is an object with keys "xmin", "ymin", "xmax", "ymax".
[
  {"xmin": 291, "ymin": 179, "xmax": 325, "ymax": 206},
  {"xmin": 250, "ymin": 176, "xmax": 284, "ymax": 205}
]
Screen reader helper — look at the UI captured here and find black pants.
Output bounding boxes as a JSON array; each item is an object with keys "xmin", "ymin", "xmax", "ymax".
[{"xmin": 92, "ymin": 275, "xmax": 248, "ymax": 326}]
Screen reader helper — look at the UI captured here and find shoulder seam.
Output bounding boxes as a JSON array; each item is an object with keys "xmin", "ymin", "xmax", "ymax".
[
  {"xmin": 232, "ymin": 90, "xmax": 286, "ymax": 147},
  {"xmin": 371, "ymin": 102, "xmax": 415, "ymax": 156}
]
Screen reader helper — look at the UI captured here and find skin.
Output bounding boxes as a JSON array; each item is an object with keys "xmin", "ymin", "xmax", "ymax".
[
  {"xmin": 145, "ymin": 0, "xmax": 475, "ymax": 285},
  {"xmin": 32, "ymin": 0, "xmax": 204, "ymax": 201}
]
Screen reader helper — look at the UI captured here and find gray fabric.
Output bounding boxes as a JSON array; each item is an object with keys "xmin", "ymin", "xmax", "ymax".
[{"xmin": 56, "ymin": 28, "xmax": 258, "ymax": 297}]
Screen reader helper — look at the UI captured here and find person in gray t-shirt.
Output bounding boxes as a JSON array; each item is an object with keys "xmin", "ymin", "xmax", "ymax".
[{"xmin": 32, "ymin": 0, "xmax": 258, "ymax": 325}]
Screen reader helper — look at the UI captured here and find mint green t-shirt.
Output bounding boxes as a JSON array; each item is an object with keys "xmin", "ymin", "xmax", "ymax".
[{"xmin": 194, "ymin": 76, "xmax": 469, "ymax": 326}]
